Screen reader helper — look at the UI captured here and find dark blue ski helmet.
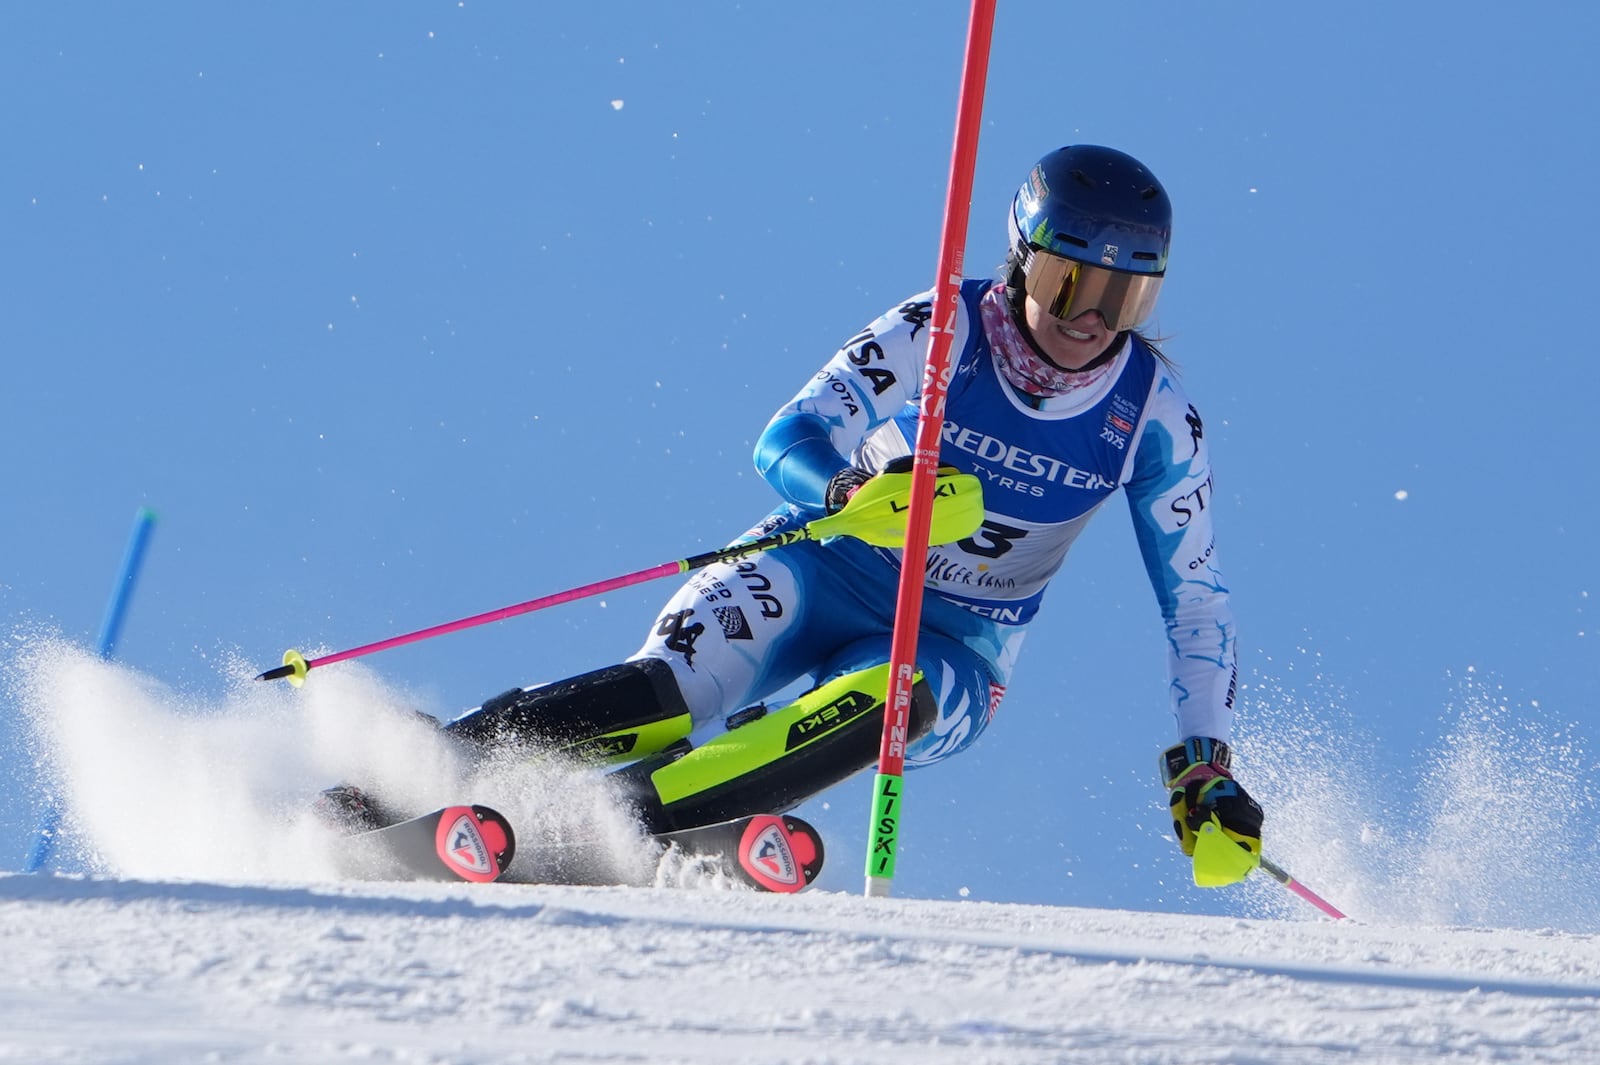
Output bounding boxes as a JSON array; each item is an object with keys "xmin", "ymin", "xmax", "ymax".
[{"xmin": 1008, "ymin": 145, "xmax": 1171, "ymax": 331}]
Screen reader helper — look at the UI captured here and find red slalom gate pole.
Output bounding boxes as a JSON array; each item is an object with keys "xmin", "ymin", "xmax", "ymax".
[{"xmin": 864, "ymin": 0, "xmax": 996, "ymax": 898}]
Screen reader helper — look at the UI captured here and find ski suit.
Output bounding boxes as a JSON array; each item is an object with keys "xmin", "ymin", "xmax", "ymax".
[{"xmin": 631, "ymin": 278, "xmax": 1236, "ymax": 767}]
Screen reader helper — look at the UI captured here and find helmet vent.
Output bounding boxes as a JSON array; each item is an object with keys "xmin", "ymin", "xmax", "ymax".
[
  {"xmin": 1132, "ymin": 250, "xmax": 1159, "ymax": 261},
  {"xmin": 1139, "ymin": 186, "xmax": 1160, "ymax": 200},
  {"xmin": 1068, "ymin": 168, "xmax": 1096, "ymax": 188}
]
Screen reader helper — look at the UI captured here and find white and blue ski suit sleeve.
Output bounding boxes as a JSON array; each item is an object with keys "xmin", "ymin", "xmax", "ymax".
[{"xmin": 752, "ymin": 280, "xmax": 1238, "ymax": 747}]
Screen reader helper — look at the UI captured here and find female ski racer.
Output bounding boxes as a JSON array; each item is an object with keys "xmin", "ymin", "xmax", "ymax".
[{"xmin": 334, "ymin": 145, "xmax": 1264, "ymax": 880}]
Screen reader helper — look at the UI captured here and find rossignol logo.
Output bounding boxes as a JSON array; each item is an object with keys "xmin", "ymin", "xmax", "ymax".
[
  {"xmin": 785, "ymin": 689, "xmax": 879, "ymax": 750},
  {"xmin": 746, "ymin": 824, "xmax": 798, "ymax": 886},
  {"xmin": 443, "ymin": 814, "xmax": 492, "ymax": 877}
]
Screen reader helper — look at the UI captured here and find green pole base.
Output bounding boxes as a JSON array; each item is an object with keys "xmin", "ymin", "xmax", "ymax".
[{"xmin": 864, "ymin": 771, "xmax": 904, "ymax": 895}]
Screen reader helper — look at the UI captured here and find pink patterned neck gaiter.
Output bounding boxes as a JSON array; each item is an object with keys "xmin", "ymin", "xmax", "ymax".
[{"xmin": 979, "ymin": 284, "xmax": 1117, "ymax": 398}]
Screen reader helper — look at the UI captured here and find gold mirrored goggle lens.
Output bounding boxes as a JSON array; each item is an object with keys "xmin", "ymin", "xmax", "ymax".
[{"xmin": 1021, "ymin": 250, "xmax": 1163, "ymax": 332}]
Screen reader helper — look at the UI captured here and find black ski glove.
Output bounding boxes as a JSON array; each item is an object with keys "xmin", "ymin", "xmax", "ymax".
[
  {"xmin": 825, "ymin": 456, "xmax": 930, "ymax": 514},
  {"xmin": 1161, "ymin": 737, "xmax": 1263, "ymax": 885},
  {"xmin": 824, "ymin": 466, "xmax": 875, "ymax": 514}
]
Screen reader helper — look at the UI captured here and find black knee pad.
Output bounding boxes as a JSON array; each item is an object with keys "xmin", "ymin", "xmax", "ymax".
[{"xmin": 444, "ymin": 658, "xmax": 692, "ymax": 759}]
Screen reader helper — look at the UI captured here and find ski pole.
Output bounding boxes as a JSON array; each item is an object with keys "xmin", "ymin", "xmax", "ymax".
[
  {"xmin": 1259, "ymin": 855, "xmax": 1349, "ymax": 920},
  {"xmin": 1193, "ymin": 815, "xmax": 1349, "ymax": 919},
  {"xmin": 256, "ymin": 468, "xmax": 983, "ymax": 685},
  {"xmin": 866, "ymin": 0, "xmax": 996, "ymax": 898},
  {"xmin": 25, "ymin": 506, "xmax": 158, "ymax": 873}
]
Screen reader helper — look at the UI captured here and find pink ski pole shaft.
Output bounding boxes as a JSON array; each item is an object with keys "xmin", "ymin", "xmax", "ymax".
[
  {"xmin": 256, "ymin": 527, "xmax": 810, "ymax": 684},
  {"xmin": 255, "ymin": 468, "xmax": 986, "ymax": 685},
  {"xmin": 1260, "ymin": 856, "xmax": 1349, "ymax": 920}
]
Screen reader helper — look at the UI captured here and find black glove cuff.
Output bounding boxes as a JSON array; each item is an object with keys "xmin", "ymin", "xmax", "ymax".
[
  {"xmin": 824, "ymin": 466, "xmax": 873, "ymax": 514},
  {"xmin": 1160, "ymin": 737, "xmax": 1233, "ymax": 788}
]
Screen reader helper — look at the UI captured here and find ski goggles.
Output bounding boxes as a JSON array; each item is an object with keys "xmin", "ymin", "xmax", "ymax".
[{"xmin": 1020, "ymin": 247, "xmax": 1164, "ymax": 332}]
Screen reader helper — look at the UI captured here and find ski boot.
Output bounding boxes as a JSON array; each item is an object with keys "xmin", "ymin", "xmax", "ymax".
[{"xmin": 313, "ymin": 784, "xmax": 400, "ymax": 835}]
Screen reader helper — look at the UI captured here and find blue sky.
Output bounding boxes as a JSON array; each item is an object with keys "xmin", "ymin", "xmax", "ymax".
[{"xmin": 3, "ymin": 2, "xmax": 1596, "ymax": 915}]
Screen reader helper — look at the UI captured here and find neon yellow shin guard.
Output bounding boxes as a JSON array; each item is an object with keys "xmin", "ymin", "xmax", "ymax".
[{"xmin": 620, "ymin": 663, "xmax": 937, "ymax": 834}]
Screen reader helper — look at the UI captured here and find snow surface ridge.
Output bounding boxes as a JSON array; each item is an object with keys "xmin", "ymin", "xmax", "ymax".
[
  {"xmin": 2, "ymin": 871, "xmax": 1598, "ymax": 1065},
  {"xmin": 4, "ymin": 870, "xmax": 1600, "ymax": 999}
]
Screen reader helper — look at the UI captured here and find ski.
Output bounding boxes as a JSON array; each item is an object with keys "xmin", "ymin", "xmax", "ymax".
[
  {"xmin": 528, "ymin": 812, "xmax": 826, "ymax": 894},
  {"xmin": 334, "ymin": 806, "xmax": 823, "ymax": 893},
  {"xmin": 671, "ymin": 812, "xmax": 825, "ymax": 893},
  {"xmin": 338, "ymin": 804, "xmax": 518, "ymax": 884}
]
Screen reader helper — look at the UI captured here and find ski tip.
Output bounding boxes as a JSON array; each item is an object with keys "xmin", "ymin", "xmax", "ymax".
[
  {"xmin": 434, "ymin": 805, "xmax": 517, "ymax": 883},
  {"xmin": 736, "ymin": 814, "xmax": 824, "ymax": 894}
]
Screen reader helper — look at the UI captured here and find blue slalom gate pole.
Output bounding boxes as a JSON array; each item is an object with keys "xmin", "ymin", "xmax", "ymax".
[
  {"xmin": 94, "ymin": 507, "xmax": 157, "ymax": 660},
  {"xmin": 23, "ymin": 507, "xmax": 158, "ymax": 873}
]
